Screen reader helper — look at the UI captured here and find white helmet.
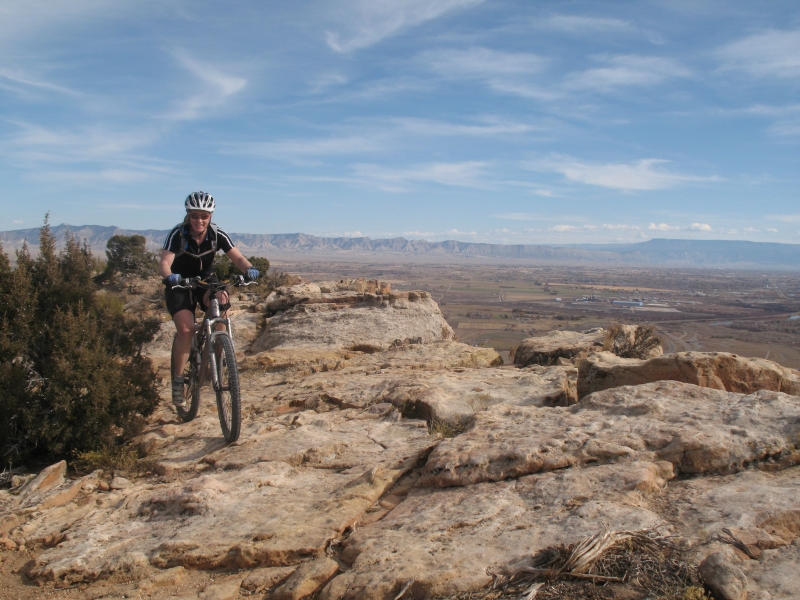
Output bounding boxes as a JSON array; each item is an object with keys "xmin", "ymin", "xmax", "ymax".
[{"xmin": 185, "ymin": 191, "xmax": 215, "ymax": 213}]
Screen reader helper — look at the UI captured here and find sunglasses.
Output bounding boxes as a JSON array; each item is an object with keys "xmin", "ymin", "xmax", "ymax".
[{"xmin": 189, "ymin": 212, "xmax": 211, "ymax": 220}]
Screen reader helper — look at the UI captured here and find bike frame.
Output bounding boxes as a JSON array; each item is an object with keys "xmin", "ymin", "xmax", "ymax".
[{"xmin": 195, "ymin": 290, "xmax": 235, "ymax": 391}]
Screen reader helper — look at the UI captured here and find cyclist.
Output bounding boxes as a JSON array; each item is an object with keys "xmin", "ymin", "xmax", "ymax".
[{"xmin": 159, "ymin": 191, "xmax": 260, "ymax": 408}]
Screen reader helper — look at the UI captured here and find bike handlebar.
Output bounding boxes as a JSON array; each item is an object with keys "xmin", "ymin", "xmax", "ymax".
[{"xmin": 168, "ymin": 277, "xmax": 259, "ymax": 290}]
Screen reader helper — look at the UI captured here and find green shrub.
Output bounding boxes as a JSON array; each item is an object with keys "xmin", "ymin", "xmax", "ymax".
[
  {"xmin": 0, "ymin": 216, "xmax": 160, "ymax": 468},
  {"xmin": 101, "ymin": 234, "xmax": 157, "ymax": 279},
  {"xmin": 212, "ymin": 254, "xmax": 270, "ymax": 280}
]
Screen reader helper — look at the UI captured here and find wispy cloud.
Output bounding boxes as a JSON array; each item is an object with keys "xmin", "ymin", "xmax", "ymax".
[
  {"xmin": 351, "ymin": 161, "xmax": 489, "ymax": 191},
  {"xmin": 718, "ymin": 29, "xmax": 800, "ymax": 79},
  {"xmin": 534, "ymin": 156, "xmax": 717, "ymax": 191},
  {"xmin": 222, "ymin": 136, "xmax": 379, "ymax": 160},
  {"xmin": 325, "ymin": 0, "xmax": 484, "ymax": 53},
  {"xmin": 538, "ymin": 15, "xmax": 662, "ymax": 43},
  {"xmin": 0, "ymin": 68, "xmax": 84, "ymax": 99},
  {"xmin": 493, "ymin": 213, "xmax": 541, "ymax": 221},
  {"xmin": 169, "ymin": 51, "xmax": 247, "ymax": 120},
  {"xmin": 550, "ymin": 223, "xmax": 641, "ymax": 232},
  {"xmin": 565, "ymin": 55, "xmax": 691, "ymax": 92},
  {"xmin": 768, "ymin": 214, "xmax": 800, "ymax": 223},
  {"xmin": 421, "ymin": 46, "xmax": 555, "ymax": 100},
  {"xmin": 648, "ymin": 222, "xmax": 713, "ymax": 232}
]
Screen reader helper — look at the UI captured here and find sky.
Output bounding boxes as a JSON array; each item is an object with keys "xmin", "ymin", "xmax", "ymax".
[{"xmin": 1, "ymin": 0, "xmax": 799, "ymax": 245}]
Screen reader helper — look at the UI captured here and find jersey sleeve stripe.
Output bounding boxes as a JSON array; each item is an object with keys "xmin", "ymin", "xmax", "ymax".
[
  {"xmin": 163, "ymin": 226, "xmax": 180, "ymax": 251},
  {"xmin": 217, "ymin": 228, "xmax": 235, "ymax": 249}
]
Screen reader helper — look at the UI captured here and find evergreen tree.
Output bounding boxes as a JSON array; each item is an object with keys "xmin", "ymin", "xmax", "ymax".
[{"xmin": 0, "ymin": 217, "xmax": 160, "ymax": 467}]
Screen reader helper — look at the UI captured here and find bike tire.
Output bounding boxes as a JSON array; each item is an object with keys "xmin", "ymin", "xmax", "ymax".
[
  {"xmin": 213, "ymin": 334, "xmax": 241, "ymax": 442},
  {"xmin": 171, "ymin": 333, "xmax": 201, "ymax": 422}
]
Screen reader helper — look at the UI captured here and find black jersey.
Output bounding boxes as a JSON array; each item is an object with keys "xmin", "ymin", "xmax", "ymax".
[{"xmin": 162, "ymin": 222, "xmax": 235, "ymax": 278}]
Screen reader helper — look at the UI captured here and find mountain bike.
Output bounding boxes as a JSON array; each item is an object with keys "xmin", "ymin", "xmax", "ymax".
[{"xmin": 170, "ymin": 276, "xmax": 256, "ymax": 442}]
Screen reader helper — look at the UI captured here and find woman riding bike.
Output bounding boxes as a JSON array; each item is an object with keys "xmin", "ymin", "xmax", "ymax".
[{"xmin": 159, "ymin": 191, "xmax": 260, "ymax": 409}]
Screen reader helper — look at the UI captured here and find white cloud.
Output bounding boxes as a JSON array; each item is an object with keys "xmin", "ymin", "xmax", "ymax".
[
  {"xmin": 718, "ymin": 29, "xmax": 800, "ymax": 79},
  {"xmin": 767, "ymin": 228, "xmax": 779, "ymax": 233},
  {"xmin": 549, "ymin": 223, "xmax": 640, "ymax": 233},
  {"xmin": 538, "ymin": 15, "xmax": 662, "ymax": 43},
  {"xmin": 767, "ymin": 214, "xmax": 800, "ymax": 223},
  {"xmin": 13, "ymin": 220, "xmax": 23, "ymax": 225},
  {"xmin": 169, "ymin": 51, "xmax": 247, "ymax": 120},
  {"xmin": 538, "ymin": 157, "xmax": 715, "ymax": 191},
  {"xmin": 541, "ymin": 15, "xmax": 638, "ymax": 34},
  {"xmin": 223, "ymin": 136, "xmax": 379, "ymax": 160},
  {"xmin": 689, "ymin": 222, "xmax": 712, "ymax": 231},
  {"xmin": 493, "ymin": 213, "xmax": 540, "ymax": 221},
  {"xmin": 648, "ymin": 223, "xmax": 681, "ymax": 231},
  {"xmin": 351, "ymin": 161, "xmax": 488, "ymax": 191},
  {"xmin": 0, "ymin": 68, "xmax": 84, "ymax": 99},
  {"xmin": 325, "ymin": 0, "xmax": 484, "ymax": 53},
  {"xmin": 421, "ymin": 47, "xmax": 556, "ymax": 100},
  {"xmin": 565, "ymin": 55, "xmax": 691, "ymax": 92}
]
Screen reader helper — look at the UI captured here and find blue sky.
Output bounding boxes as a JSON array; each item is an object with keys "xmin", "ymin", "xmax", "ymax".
[{"xmin": 1, "ymin": 0, "xmax": 799, "ymax": 244}]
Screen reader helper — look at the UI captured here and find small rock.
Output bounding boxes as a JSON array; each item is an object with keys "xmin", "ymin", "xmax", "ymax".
[
  {"xmin": 97, "ymin": 481, "xmax": 110, "ymax": 492},
  {"xmin": 109, "ymin": 477, "xmax": 132, "ymax": 490},
  {"xmin": 139, "ymin": 566, "xmax": 187, "ymax": 589},
  {"xmin": 199, "ymin": 580, "xmax": 241, "ymax": 600},
  {"xmin": 273, "ymin": 558, "xmax": 339, "ymax": 600},
  {"xmin": 0, "ymin": 538, "xmax": 17, "ymax": 551},
  {"xmin": 699, "ymin": 552, "xmax": 748, "ymax": 600},
  {"xmin": 378, "ymin": 495, "xmax": 402, "ymax": 510},
  {"xmin": 240, "ymin": 566, "xmax": 296, "ymax": 592}
]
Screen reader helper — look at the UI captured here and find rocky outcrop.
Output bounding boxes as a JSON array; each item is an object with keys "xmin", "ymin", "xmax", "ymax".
[
  {"xmin": 421, "ymin": 381, "xmax": 800, "ymax": 487},
  {"xmin": 513, "ymin": 328, "xmax": 604, "ymax": 367},
  {"xmin": 4, "ymin": 281, "xmax": 800, "ymax": 600},
  {"xmin": 578, "ymin": 350, "xmax": 800, "ymax": 399},
  {"xmin": 252, "ymin": 284, "xmax": 455, "ymax": 355}
]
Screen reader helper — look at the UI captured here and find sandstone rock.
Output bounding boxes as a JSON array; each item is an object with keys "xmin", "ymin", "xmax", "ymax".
[
  {"xmin": 513, "ymin": 328, "xmax": 604, "ymax": 367},
  {"xmin": 109, "ymin": 476, "xmax": 132, "ymax": 490},
  {"xmin": 254, "ymin": 287, "xmax": 454, "ymax": 354},
  {"xmin": 666, "ymin": 466, "xmax": 800, "ymax": 553},
  {"xmin": 273, "ymin": 557, "xmax": 339, "ymax": 600},
  {"xmin": 320, "ymin": 461, "xmax": 669, "ymax": 600},
  {"xmin": 700, "ymin": 552, "xmax": 748, "ymax": 600},
  {"xmin": 139, "ymin": 565, "xmax": 187, "ymax": 589},
  {"xmin": 18, "ymin": 460, "xmax": 66, "ymax": 498},
  {"xmin": 578, "ymin": 351, "xmax": 800, "ymax": 400},
  {"xmin": 739, "ymin": 543, "xmax": 800, "ymax": 600},
  {"xmin": 421, "ymin": 381, "xmax": 800, "ymax": 487},
  {"xmin": 199, "ymin": 580, "xmax": 242, "ymax": 600},
  {"xmin": 20, "ymin": 405, "xmax": 435, "ymax": 583},
  {"xmin": 240, "ymin": 566, "xmax": 296, "ymax": 592}
]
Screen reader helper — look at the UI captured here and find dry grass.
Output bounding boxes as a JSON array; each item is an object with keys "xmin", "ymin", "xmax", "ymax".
[
  {"xmin": 604, "ymin": 323, "xmax": 663, "ymax": 359},
  {"xmin": 434, "ymin": 529, "xmax": 707, "ymax": 600},
  {"xmin": 429, "ymin": 418, "xmax": 466, "ymax": 438},
  {"xmin": 72, "ymin": 445, "xmax": 155, "ymax": 478}
]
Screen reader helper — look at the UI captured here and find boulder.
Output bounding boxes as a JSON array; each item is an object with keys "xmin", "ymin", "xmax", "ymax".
[
  {"xmin": 513, "ymin": 328, "xmax": 604, "ymax": 367},
  {"xmin": 253, "ymin": 287, "xmax": 455, "ymax": 354},
  {"xmin": 699, "ymin": 553, "xmax": 748, "ymax": 600},
  {"xmin": 578, "ymin": 351, "xmax": 800, "ymax": 399}
]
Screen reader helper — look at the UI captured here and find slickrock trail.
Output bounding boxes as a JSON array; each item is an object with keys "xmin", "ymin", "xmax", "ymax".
[{"xmin": 2, "ymin": 280, "xmax": 800, "ymax": 599}]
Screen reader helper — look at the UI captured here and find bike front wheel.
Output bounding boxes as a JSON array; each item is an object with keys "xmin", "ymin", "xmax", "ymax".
[
  {"xmin": 172, "ymin": 334, "xmax": 201, "ymax": 422},
  {"xmin": 213, "ymin": 334, "xmax": 241, "ymax": 442}
]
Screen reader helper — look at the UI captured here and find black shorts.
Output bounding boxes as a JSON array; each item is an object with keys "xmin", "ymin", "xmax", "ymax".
[{"xmin": 164, "ymin": 275, "xmax": 218, "ymax": 317}]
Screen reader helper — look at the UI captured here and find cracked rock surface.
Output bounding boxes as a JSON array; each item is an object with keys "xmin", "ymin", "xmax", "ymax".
[{"xmin": 3, "ymin": 283, "xmax": 800, "ymax": 600}]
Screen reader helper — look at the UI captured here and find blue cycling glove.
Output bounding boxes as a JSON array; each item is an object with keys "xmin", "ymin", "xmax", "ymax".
[
  {"xmin": 166, "ymin": 273, "xmax": 183, "ymax": 287},
  {"xmin": 245, "ymin": 268, "xmax": 260, "ymax": 282}
]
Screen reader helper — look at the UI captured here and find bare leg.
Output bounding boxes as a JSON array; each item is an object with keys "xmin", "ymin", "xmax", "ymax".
[{"xmin": 172, "ymin": 309, "xmax": 196, "ymax": 376}]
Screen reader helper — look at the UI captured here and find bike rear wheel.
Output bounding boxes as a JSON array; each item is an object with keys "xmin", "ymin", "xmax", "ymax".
[
  {"xmin": 213, "ymin": 334, "xmax": 241, "ymax": 442},
  {"xmin": 172, "ymin": 333, "xmax": 201, "ymax": 422}
]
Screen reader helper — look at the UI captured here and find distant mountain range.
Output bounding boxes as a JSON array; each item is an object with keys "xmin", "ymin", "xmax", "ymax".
[{"xmin": 2, "ymin": 223, "xmax": 799, "ymax": 270}]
